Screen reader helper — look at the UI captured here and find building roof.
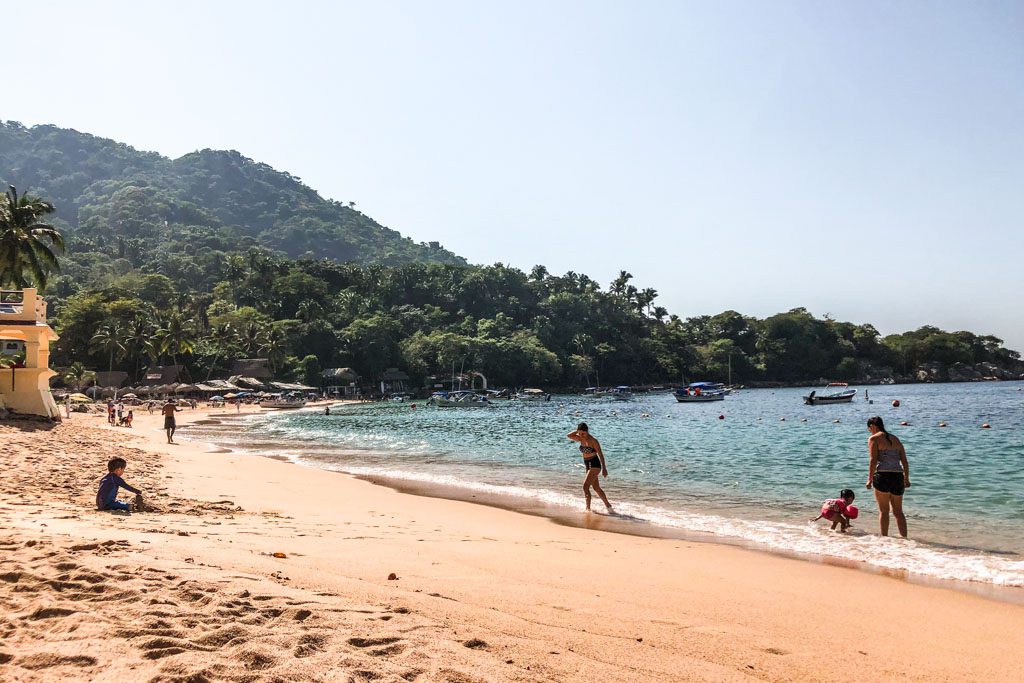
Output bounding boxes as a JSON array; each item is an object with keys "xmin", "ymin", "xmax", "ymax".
[
  {"xmin": 323, "ymin": 367, "xmax": 360, "ymax": 381},
  {"xmin": 230, "ymin": 359, "xmax": 273, "ymax": 379},
  {"xmin": 95, "ymin": 371, "xmax": 129, "ymax": 388},
  {"xmin": 139, "ymin": 365, "xmax": 191, "ymax": 387}
]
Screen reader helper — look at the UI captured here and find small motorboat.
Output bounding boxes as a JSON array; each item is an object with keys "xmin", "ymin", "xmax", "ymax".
[
  {"xmin": 515, "ymin": 388, "xmax": 550, "ymax": 401},
  {"xmin": 427, "ymin": 390, "xmax": 492, "ymax": 407},
  {"xmin": 611, "ymin": 386, "xmax": 633, "ymax": 400},
  {"xmin": 260, "ymin": 396, "xmax": 307, "ymax": 409},
  {"xmin": 674, "ymin": 382, "xmax": 726, "ymax": 402},
  {"xmin": 804, "ymin": 383, "xmax": 857, "ymax": 405}
]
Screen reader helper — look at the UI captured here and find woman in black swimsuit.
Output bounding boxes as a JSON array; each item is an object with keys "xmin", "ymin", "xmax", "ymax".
[
  {"xmin": 866, "ymin": 416, "xmax": 910, "ymax": 537},
  {"xmin": 567, "ymin": 422, "xmax": 612, "ymax": 512}
]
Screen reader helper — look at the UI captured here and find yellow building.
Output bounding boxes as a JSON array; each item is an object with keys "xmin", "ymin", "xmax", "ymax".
[{"xmin": 0, "ymin": 288, "xmax": 60, "ymax": 419}]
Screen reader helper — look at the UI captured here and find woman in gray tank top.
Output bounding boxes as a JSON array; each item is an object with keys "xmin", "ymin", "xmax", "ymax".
[{"xmin": 866, "ymin": 416, "xmax": 910, "ymax": 537}]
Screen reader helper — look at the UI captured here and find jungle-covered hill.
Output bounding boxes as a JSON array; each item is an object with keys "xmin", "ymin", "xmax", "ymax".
[
  {"xmin": 0, "ymin": 121, "xmax": 464, "ymax": 266},
  {"xmin": 1, "ymin": 120, "xmax": 1021, "ymax": 390}
]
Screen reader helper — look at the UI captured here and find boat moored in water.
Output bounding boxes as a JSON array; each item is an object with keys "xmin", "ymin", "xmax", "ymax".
[
  {"xmin": 804, "ymin": 383, "xmax": 857, "ymax": 405},
  {"xmin": 260, "ymin": 396, "xmax": 307, "ymax": 409},
  {"xmin": 611, "ymin": 386, "xmax": 633, "ymax": 400},
  {"xmin": 427, "ymin": 390, "xmax": 492, "ymax": 407},
  {"xmin": 515, "ymin": 388, "xmax": 551, "ymax": 401},
  {"xmin": 674, "ymin": 382, "xmax": 726, "ymax": 402}
]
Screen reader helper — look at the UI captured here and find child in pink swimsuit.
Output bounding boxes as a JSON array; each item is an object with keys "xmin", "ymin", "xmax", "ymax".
[{"xmin": 812, "ymin": 489, "xmax": 857, "ymax": 531}]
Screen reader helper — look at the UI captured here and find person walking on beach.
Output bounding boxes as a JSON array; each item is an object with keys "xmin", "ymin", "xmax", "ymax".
[
  {"xmin": 866, "ymin": 416, "xmax": 910, "ymax": 537},
  {"xmin": 567, "ymin": 422, "xmax": 612, "ymax": 512},
  {"xmin": 162, "ymin": 399, "xmax": 182, "ymax": 444}
]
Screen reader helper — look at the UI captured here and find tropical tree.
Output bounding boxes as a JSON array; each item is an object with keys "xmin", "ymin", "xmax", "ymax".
[
  {"xmin": 91, "ymin": 322, "xmax": 126, "ymax": 375},
  {"xmin": 0, "ymin": 186, "xmax": 65, "ymax": 290},
  {"xmin": 158, "ymin": 313, "xmax": 197, "ymax": 368},
  {"xmin": 204, "ymin": 322, "xmax": 239, "ymax": 379},
  {"xmin": 62, "ymin": 362, "xmax": 96, "ymax": 391}
]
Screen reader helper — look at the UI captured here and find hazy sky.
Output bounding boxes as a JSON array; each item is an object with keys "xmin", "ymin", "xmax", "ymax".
[{"xmin": 8, "ymin": 1, "xmax": 1024, "ymax": 349}]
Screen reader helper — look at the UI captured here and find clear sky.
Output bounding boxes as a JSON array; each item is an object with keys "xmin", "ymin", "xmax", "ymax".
[{"xmin": 8, "ymin": 1, "xmax": 1024, "ymax": 350}]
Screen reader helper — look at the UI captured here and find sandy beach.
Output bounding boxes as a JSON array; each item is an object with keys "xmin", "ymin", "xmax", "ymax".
[{"xmin": 1, "ymin": 405, "xmax": 1023, "ymax": 682}]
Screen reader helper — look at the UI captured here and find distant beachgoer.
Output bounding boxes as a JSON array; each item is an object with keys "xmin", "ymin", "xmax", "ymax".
[
  {"xmin": 324, "ymin": 405, "xmax": 331, "ymax": 415},
  {"xmin": 811, "ymin": 488, "xmax": 857, "ymax": 532},
  {"xmin": 866, "ymin": 416, "xmax": 910, "ymax": 537},
  {"xmin": 162, "ymin": 400, "xmax": 182, "ymax": 444},
  {"xmin": 125, "ymin": 410, "xmax": 133, "ymax": 428},
  {"xmin": 96, "ymin": 457, "xmax": 143, "ymax": 512},
  {"xmin": 567, "ymin": 422, "xmax": 612, "ymax": 512}
]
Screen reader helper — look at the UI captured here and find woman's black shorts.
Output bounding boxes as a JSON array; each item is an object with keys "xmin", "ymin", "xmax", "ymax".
[
  {"xmin": 873, "ymin": 471, "xmax": 905, "ymax": 496},
  {"xmin": 584, "ymin": 456, "xmax": 601, "ymax": 470}
]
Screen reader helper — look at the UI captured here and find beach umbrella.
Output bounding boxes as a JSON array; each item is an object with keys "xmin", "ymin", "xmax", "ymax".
[
  {"xmin": 224, "ymin": 392, "xmax": 238, "ymax": 399},
  {"xmin": 68, "ymin": 393, "xmax": 92, "ymax": 403},
  {"xmin": 210, "ymin": 395, "xmax": 224, "ymax": 401},
  {"xmin": 121, "ymin": 392, "xmax": 137, "ymax": 399}
]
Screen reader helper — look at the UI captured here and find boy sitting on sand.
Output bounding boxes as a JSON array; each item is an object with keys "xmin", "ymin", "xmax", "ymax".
[{"xmin": 96, "ymin": 457, "xmax": 144, "ymax": 512}]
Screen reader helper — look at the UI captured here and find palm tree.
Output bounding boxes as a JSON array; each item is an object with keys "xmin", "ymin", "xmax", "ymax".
[
  {"xmin": 91, "ymin": 322, "xmax": 126, "ymax": 375},
  {"xmin": 0, "ymin": 186, "xmax": 65, "ymax": 290},
  {"xmin": 127, "ymin": 315, "xmax": 157, "ymax": 379},
  {"xmin": 62, "ymin": 362, "xmax": 96, "ymax": 392},
  {"xmin": 295, "ymin": 300, "xmax": 324, "ymax": 323},
  {"xmin": 159, "ymin": 313, "xmax": 196, "ymax": 369},
  {"xmin": 239, "ymin": 321, "xmax": 268, "ymax": 357},
  {"xmin": 204, "ymin": 322, "xmax": 238, "ymax": 380},
  {"xmin": 259, "ymin": 327, "xmax": 288, "ymax": 375}
]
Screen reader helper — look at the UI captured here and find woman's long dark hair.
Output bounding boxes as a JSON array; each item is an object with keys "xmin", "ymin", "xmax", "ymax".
[{"xmin": 867, "ymin": 416, "xmax": 892, "ymax": 444}]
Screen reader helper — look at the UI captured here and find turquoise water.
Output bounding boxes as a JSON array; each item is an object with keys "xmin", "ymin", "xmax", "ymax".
[{"xmin": 188, "ymin": 382, "xmax": 1024, "ymax": 587}]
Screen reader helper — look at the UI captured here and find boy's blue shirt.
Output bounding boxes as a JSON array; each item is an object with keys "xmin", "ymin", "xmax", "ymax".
[{"xmin": 96, "ymin": 473, "xmax": 141, "ymax": 510}]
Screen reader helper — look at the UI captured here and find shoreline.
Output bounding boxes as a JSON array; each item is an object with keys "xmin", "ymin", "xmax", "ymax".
[
  {"xmin": 4, "ymin": 405, "xmax": 1024, "ymax": 681},
  {"xmin": 178, "ymin": 410, "xmax": 1024, "ymax": 603}
]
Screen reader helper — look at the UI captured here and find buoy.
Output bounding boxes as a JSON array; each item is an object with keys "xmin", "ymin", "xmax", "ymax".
[
  {"xmin": 892, "ymin": 400, "xmax": 900, "ymax": 408},
  {"xmin": 846, "ymin": 505, "xmax": 859, "ymax": 520},
  {"xmin": 718, "ymin": 414, "xmax": 725, "ymax": 420},
  {"xmin": 801, "ymin": 418, "xmax": 808, "ymax": 422},
  {"xmin": 899, "ymin": 421, "xmax": 909, "ymax": 426},
  {"xmin": 938, "ymin": 422, "xmax": 947, "ymax": 428},
  {"xmin": 780, "ymin": 417, "xmax": 786, "ymax": 421},
  {"xmin": 833, "ymin": 419, "xmax": 841, "ymax": 423},
  {"xmin": 981, "ymin": 423, "xmax": 990, "ymax": 429}
]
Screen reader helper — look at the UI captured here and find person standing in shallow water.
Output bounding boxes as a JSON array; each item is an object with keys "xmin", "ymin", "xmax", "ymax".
[
  {"xmin": 567, "ymin": 422, "xmax": 612, "ymax": 512},
  {"xmin": 866, "ymin": 416, "xmax": 910, "ymax": 537}
]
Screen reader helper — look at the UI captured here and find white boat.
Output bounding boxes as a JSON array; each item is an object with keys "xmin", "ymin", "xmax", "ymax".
[
  {"xmin": 427, "ymin": 390, "xmax": 491, "ymax": 407},
  {"xmin": 804, "ymin": 383, "xmax": 857, "ymax": 405},
  {"xmin": 260, "ymin": 397, "xmax": 307, "ymax": 409},
  {"xmin": 674, "ymin": 382, "xmax": 726, "ymax": 402},
  {"xmin": 515, "ymin": 388, "xmax": 550, "ymax": 401},
  {"xmin": 611, "ymin": 386, "xmax": 633, "ymax": 400}
]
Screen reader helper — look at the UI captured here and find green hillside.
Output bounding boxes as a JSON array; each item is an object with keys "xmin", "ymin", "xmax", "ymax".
[{"xmin": 0, "ymin": 121, "xmax": 464, "ymax": 266}]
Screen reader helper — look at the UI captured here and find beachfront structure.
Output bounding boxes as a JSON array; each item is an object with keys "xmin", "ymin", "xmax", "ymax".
[
  {"xmin": 139, "ymin": 364, "xmax": 192, "ymax": 388},
  {"xmin": 231, "ymin": 358, "xmax": 272, "ymax": 379},
  {"xmin": 380, "ymin": 367, "xmax": 410, "ymax": 395},
  {"xmin": 323, "ymin": 367, "xmax": 360, "ymax": 398},
  {"xmin": 0, "ymin": 288, "xmax": 61, "ymax": 419}
]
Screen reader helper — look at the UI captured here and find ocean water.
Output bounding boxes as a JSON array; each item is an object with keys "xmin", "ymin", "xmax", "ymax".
[{"xmin": 185, "ymin": 382, "xmax": 1024, "ymax": 588}]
